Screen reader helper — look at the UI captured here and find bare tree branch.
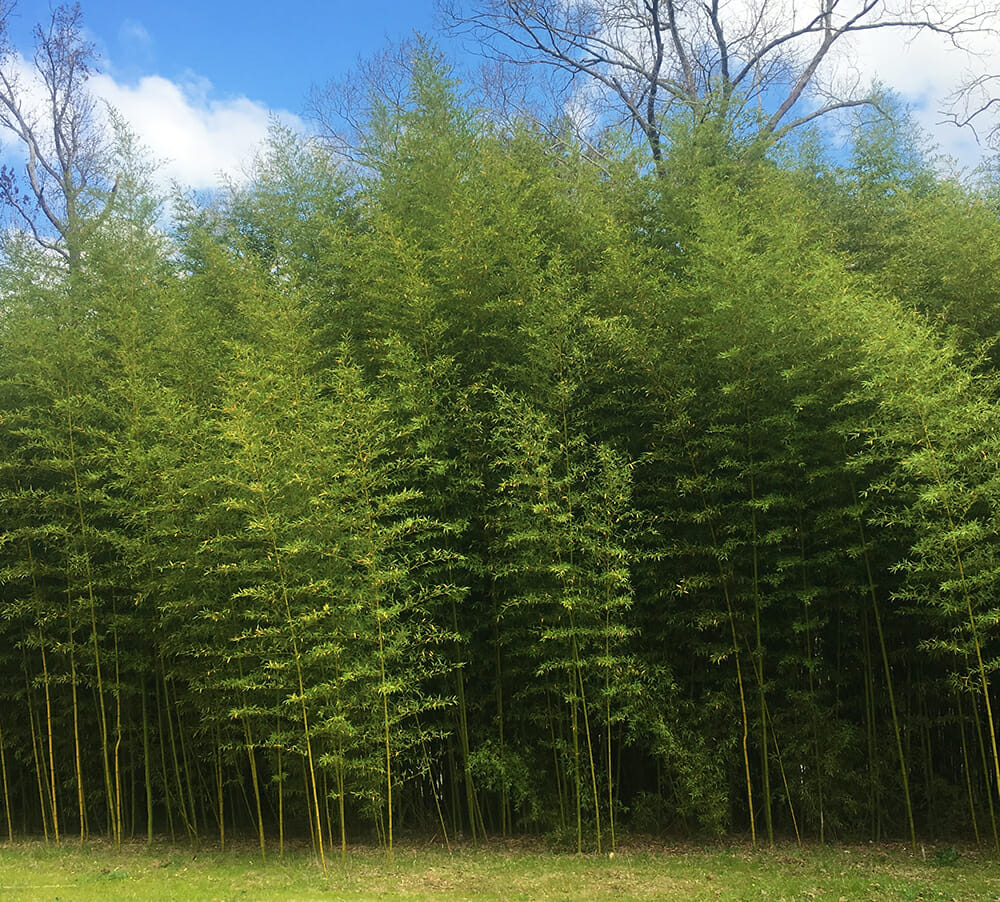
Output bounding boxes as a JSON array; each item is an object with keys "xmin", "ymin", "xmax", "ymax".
[
  {"xmin": 0, "ymin": 3, "xmax": 116, "ymax": 266},
  {"xmin": 441, "ymin": 0, "xmax": 998, "ymax": 162},
  {"xmin": 943, "ymin": 71, "xmax": 1000, "ymax": 150},
  {"xmin": 306, "ymin": 36, "xmax": 431, "ymax": 168}
]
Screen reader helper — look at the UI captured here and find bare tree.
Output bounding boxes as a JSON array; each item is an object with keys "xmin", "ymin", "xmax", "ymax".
[
  {"xmin": 442, "ymin": 0, "xmax": 996, "ymax": 163},
  {"xmin": 0, "ymin": 2, "xmax": 116, "ymax": 266},
  {"xmin": 944, "ymin": 71, "xmax": 1000, "ymax": 151},
  {"xmin": 307, "ymin": 36, "xmax": 437, "ymax": 167}
]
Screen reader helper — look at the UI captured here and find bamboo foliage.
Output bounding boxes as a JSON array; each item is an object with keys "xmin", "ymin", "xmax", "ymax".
[
  {"xmin": 2, "ymin": 45, "xmax": 1000, "ymax": 849},
  {"xmin": 489, "ymin": 383, "xmax": 634, "ymax": 850}
]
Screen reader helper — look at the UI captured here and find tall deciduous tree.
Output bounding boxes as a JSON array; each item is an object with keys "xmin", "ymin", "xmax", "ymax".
[{"xmin": 0, "ymin": 3, "xmax": 116, "ymax": 266}]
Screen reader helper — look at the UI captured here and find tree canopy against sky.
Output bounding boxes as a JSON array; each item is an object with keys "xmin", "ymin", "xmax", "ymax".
[
  {"xmin": 442, "ymin": 0, "xmax": 997, "ymax": 163},
  {"xmin": 0, "ymin": 0, "xmax": 997, "ymax": 192}
]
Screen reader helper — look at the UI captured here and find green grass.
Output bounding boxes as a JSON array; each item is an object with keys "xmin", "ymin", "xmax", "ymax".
[{"xmin": 0, "ymin": 839, "xmax": 997, "ymax": 901}]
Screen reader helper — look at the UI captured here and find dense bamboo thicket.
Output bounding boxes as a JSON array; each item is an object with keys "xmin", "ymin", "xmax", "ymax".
[{"xmin": 4, "ymin": 50, "xmax": 1000, "ymax": 859}]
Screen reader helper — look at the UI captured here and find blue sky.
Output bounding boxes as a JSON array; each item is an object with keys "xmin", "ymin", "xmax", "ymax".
[
  {"xmin": 3, "ymin": 1, "xmax": 993, "ymax": 188},
  {"xmin": 5, "ymin": 1, "xmax": 445, "ymax": 188},
  {"xmin": 17, "ymin": 1, "xmax": 440, "ymax": 111},
  {"xmin": 104, "ymin": 2, "xmax": 439, "ymax": 112}
]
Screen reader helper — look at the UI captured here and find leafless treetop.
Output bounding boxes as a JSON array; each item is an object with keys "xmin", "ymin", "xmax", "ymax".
[
  {"xmin": 0, "ymin": 3, "xmax": 115, "ymax": 264},
  {"xmin": 443, "ymin": 0, "xmax": 997, "ymax": 162}
]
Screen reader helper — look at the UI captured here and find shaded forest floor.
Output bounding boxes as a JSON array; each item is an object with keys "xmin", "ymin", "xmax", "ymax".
[{"xmin": 0, "ymin": 837, "xmax": 997, "ymax": 901}]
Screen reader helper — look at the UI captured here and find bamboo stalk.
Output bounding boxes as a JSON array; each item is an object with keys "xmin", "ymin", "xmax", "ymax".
[
  {"xmin": 572, "ymin": 631, "xmax": 602, "ymax": 853},
  {"xmin": 66, "ymin": 403, "xmax": 118, "ymax": 845},
  {"xmin": 452, "ymin": 599, "xmax": 480, "ymax": 843},
  {"xmin": 850, "ymin": 473, "xmax": 916, "ymax": 851},
  {"xmin": 215, "ymin": 728, "xmax": 225, "ymax": 852},
  {"xmin": 155, "ymin": 669, "xmax": 176, "ymax": 843},
  {"xmin": 969, "ymin": 679, "xmax": 999, "ymax": 850},
  {"xmin": 67, "ymin": 596, "xmax": 86, "ymax": 840},
  {"xmin": 243, "ymin": 719, "xmax": 266, "ymax": 860},
  {"xmin": 22, "ymin": 649, "xmax": 50, "ymax": 842},
  {"xmin": 141, "ymin": 680, "xmax": 154, "ymax": 845},
  {"xmin": 0, "ymin": 717, "xmax": 12, "ymax": 841},
  {"xmin": 955, "ymin": 688, "xmax": 980, "ymax": 846},
  {"xmin": 27, "ymin": 541, "xmax": 59, "ymax": 843},
  {"xmin": 908, "ymin": 397, "xmax": 1000, "ymax": 832},
  {"xmin": 798, "ymin": 521, "xmax": 825, "ymax": 844},
  {"xmin": 161, "ymin": 671, "xmax": 196, "ymax": 842},
  {"xmin": 747, "ymin": 448, "xmax": 773, "ymax": 847}
]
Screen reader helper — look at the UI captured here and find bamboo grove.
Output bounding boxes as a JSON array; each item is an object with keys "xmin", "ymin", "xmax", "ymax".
[{"xmin": 4, "ymin": 47, "xmax": 1000, "ymax": 859}]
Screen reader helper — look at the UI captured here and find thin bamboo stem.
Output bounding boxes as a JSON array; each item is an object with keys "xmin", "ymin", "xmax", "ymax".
[
  {"xmin": 903, "ymin": 396, "xmax": 1000, "ymax": 844},
  {"xmin": 0, "ymin": 718, "xmax": 12, "ymax": 841},
  {"xmin": 849, "ymin": 473, "xmax": 916, "ymax": 851},
  {"xmin": 969, "ymin": 679, "xmax": 999, "ymax": 850},
  {"xmin": 141, "ymin": 680, "xmax": 154, "ymax": 845},
  {"xmin": 27, "ymin": 541, "xmax": 59, "ymax": 843},
  {"xmin": 243, "ymin": 719, "xmax": 266, "ymax": 860},
  {"xmin": 955, "ymin": 688, "xmax": 980, "ymax": 846},
  {"xmin": 66, "ymin": 402, "xmax": 118, "ymax": 845}
]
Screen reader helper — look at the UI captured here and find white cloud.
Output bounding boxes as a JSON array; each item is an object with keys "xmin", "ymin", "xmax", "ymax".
[
  {"xmin": 824, "ymin": 16, "xmax": 1000, "ymax": 168},
  {"xmin": 0, "ymin": 48, "xmax": 303, "ymax": 192},
  {"xmin": 90, "ymin": 71, "xmax": 305, "ymax": 190}
]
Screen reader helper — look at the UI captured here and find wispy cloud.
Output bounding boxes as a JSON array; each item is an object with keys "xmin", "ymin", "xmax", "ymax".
[{"xmin": 117, "ymin": 19, "xmax": 152, "ymax": 51}]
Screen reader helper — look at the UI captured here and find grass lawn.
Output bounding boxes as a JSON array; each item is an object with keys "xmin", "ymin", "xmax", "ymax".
[{"xmin": 0, "ymin": 838, "xmax": 996, "ymax": 901}]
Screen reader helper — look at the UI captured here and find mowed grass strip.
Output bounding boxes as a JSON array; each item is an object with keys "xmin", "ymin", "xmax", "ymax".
[{"xmin": 0, "ymin": 839, "xmax": 996, "ymax": 901}]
